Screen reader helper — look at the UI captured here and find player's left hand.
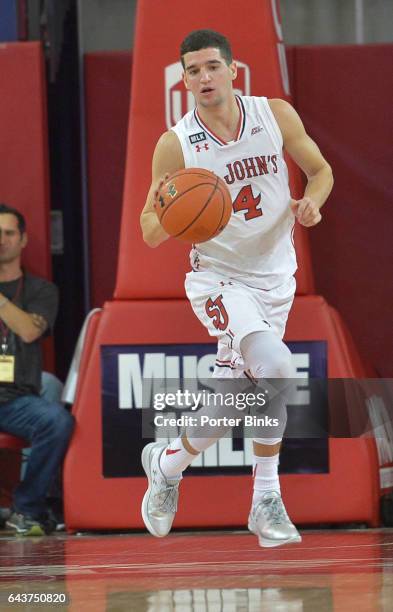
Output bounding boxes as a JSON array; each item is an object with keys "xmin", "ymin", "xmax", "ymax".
[{"xmin": 290, "ymin": 197, "xmax": 322, "ymax": 227}]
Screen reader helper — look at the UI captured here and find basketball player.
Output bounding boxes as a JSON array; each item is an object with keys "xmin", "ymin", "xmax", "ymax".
[{"xmin": 140, "ymin": 30, "xmax": 333, "ymax": 547}]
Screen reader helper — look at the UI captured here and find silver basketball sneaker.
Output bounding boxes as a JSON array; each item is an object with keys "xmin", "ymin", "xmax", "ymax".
[
  {"xmin": 141, "ymin": 442, "xmax": 180, "ymax": 537},
  {"xmin": 248, "ymin": 491, "xmax": 302, "ymax": 548}
]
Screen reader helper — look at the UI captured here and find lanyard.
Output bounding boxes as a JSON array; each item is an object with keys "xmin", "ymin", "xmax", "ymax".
[{"xmin": 0, "ymin": 275, "xmax": 23, "ymax": 354}]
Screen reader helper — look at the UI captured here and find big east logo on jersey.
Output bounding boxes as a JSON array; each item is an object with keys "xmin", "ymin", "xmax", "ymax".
[{"xmin": 165, "ymin": 61, "xmax": 251, "ymax": 130}]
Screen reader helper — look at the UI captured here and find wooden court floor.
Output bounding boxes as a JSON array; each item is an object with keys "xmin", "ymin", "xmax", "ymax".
[{"xmin": 0, "ymin": 528, "xmax": 392, "ymax": 611}]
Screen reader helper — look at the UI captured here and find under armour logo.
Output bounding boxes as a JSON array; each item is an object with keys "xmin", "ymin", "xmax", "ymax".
[{"xmin": 196, "ymin": 143, "xmax": 209, "ymax": 152}]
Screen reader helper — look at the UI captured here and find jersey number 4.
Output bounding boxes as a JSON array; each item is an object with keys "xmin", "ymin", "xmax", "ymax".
[{"xmin": 233, "ymin": 185, "xmax": 263, "ymax": 220}]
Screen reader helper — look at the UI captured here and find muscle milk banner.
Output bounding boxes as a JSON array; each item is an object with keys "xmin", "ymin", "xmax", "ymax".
[{"xmin": 101, "ymin": 340, "xmax": 328, "ymax": 477}]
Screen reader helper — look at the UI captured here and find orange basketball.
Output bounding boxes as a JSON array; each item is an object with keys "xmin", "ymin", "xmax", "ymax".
[{"xmin": 155, "ymin": 168, "xmax": 232, "ymax": 243}]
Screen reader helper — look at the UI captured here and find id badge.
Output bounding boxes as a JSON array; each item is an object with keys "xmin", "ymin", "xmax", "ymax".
[{"xmin": 0, "ymin": 355, "xmax": 15, "ymax": 382}]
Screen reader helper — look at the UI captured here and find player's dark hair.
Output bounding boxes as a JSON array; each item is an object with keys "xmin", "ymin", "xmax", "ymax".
[
  {"xmin": 180, "ymin": 29, "xmax": 233, "ymax": 67},
  {"xmin": 0, "ymin": 203, "xmax": 26, "ymax": 234}
]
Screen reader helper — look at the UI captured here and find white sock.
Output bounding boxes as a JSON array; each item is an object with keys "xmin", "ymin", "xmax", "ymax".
[
  {"xmin": 252, "ymin": 453, "xmax": 281, "ymax": 505},
  {"xmin": 159, "ymin": 437, "xmax": 196, "ymax": 480}
]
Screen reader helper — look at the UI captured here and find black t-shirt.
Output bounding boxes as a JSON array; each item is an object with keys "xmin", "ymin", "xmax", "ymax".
[{"xmin": 0, "ymin": 272, "xmax": 58, "ymax": 404}]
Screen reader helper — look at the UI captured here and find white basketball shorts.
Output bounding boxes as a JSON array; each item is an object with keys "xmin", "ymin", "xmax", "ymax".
[{"xmin": 185, "ymin": 270, "xmax": 296, "ymax": 378}]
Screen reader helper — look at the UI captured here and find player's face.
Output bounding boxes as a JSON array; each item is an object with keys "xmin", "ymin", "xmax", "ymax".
[
  {"xmin": 0, "ymin": 214, "xmax": 27, "ymax": 265},
  {"xmin": 182, "ymin": 47, "xmax": 237, "ymax": 108}
]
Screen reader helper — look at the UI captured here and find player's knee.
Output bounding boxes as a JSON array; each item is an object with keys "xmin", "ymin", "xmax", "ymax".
[
  {"xmin": 266, "ymin": 343, "xmax": 295, "ymax": 378},
  {"xmin": 241, "ymin": 331, "xmax": 296, "ymax": 379}
]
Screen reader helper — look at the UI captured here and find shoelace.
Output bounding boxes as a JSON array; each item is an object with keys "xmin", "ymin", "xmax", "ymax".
[
  {"xmin": 153, "ymin": 482, "xmax": 179, "ymax": 513},
  {"xmin": 257, "ymin": 496, "xmax": 288, "ymax": 525}
]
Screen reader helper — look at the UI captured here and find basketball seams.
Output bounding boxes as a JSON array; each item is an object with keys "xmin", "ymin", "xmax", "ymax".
[
  {"xmin": 156, "ymin": 168, "xmax": 232, "ymax": 243},
  {"xmin": 207, "ymin": 184, "xmax": 229, "ymax": 240},
  {"xmin": 173, "ymin": 175, "xmax": 219, "ymax": 238}
]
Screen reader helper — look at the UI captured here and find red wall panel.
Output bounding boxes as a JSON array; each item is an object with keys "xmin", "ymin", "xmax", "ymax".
[
  {"xmin": 84, "ymin": 52, "xmax": 132, "ymax": 307},
  {"xmin": 0, "ymin": 42, "xmax": 51, "ymax": 278},
  {"xmin": 292, "ymin": 44, "xmax": 393, "ymax": 376},
  {"xmin": 0, "ymin": 42, "xmax": 53, "ymax": 370}
]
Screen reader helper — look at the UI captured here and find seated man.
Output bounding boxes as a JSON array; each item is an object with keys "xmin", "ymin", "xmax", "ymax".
[{"xmin": 0, "ymin": 203, "xmax": 74, "ymax": 535}]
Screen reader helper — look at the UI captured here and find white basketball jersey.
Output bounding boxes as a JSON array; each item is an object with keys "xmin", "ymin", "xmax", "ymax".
[{"xmin": 171, "ymin": 96, "xmax": 297, "ymax": 290}]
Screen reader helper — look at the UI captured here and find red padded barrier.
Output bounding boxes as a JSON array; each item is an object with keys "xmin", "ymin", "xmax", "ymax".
[
  {"xmin": 291, "ymin": 44, "xmax": 393, "ymax": 376},
  {"xmin": 64, "ymin": 297, "xmax": 379, "ymax": 530},
  {"xmin": 0, "ymin": 42, "xmax": 51, "ymax": 278},
  {"xmin": 84, "ymin": 52, "xmax": 132, "ymax": 307},
  {"xmin": 114, "ymin": 0, "xmax": 314, "ymax": 300}
]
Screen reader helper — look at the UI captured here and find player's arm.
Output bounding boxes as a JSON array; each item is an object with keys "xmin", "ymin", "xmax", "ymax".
[
  {"xmin": 0, "ymin": 298, "xmax": 48, "ymax": 343},
  {"xmin": 269, "ymin": 98, "xmax": 334, "ymax": 227},
  {"xmin": 140, "ymin": 130, "xmax": 185, "ymax": 247}
]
